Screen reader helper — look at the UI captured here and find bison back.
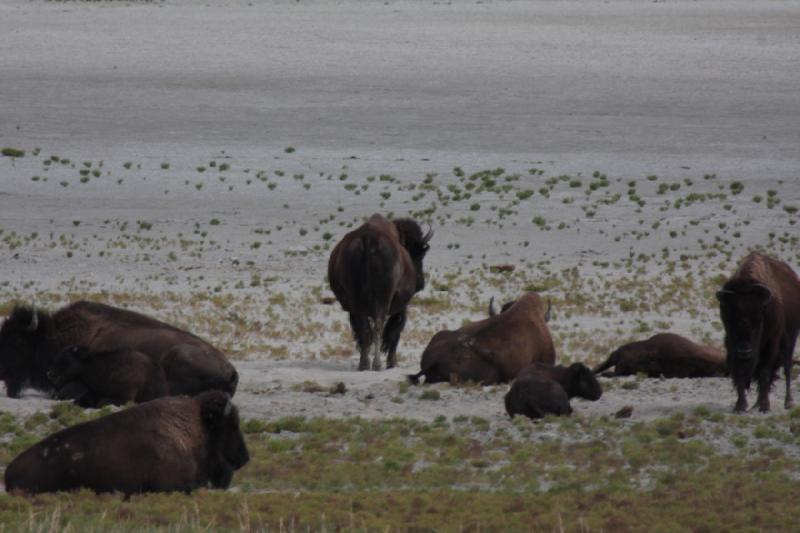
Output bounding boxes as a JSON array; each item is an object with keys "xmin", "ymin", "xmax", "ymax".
[
  {"xmin": 4, "ymin": 396, "xmax": 207, "ymax": 494},
  {"xmin": 505, "ymin": 376, "xmax": 571, "ymax": 419}
]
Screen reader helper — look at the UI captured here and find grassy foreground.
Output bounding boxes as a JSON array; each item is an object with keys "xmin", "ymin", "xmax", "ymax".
[{"xmin": 1, "ymin": 404, "xmax": 800, "ymax": 531}]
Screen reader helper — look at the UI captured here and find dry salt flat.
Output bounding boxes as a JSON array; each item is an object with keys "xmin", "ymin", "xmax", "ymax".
[{"xmin": 0, "ymin": 0, "xmax": 799, "ymax": 435}]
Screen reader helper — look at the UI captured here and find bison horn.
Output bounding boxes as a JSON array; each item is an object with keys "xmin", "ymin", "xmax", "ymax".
[
  {"xmin": 716, "ymin": 289, "xmax": 735, "ymax": 302},
  {"xmin": 223, "ymin": 399, "xmax": 233, "ymax": 417},
  {"xmin": 544, "ymin": 298, "xmax": 552, "ymax": 323},
  {"xmin": 423, "ymin": 224, "xmax": 434, "ymax": 243},
  {"xmin": 488, "ymin": 297, "xmax": 497, "ymax": 317},
  {"xmin": 26, "ymin": 305, "xmax": 39, "ymax": 333}
]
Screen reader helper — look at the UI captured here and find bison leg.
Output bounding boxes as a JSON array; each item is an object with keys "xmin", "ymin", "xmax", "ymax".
[
  {"xmin": 784, "ymin": 337, "xmax": 797, "ymax": 409},
  {"xmin": 381, "ymin": 312, "xmax": 407, "ymax": 369},
  {"xmin": 733, "ymin": 385, "xmax": 748, "ymax": 413},
  {"xmin": 756, "ymin": 368, "xmax": 772, "ymax": 413},
  {"xmin": 370, "ymin": 329, "xmax": 383, "ymax": 371},
  {"xmin": 348, "ymin": 313, "xmax": 373, "ymax": 371}
]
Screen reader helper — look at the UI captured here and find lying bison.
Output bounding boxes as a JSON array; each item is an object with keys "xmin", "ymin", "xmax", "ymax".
[
  {"xmin": 505, "ymin": 375, "xmax": 572, "ymax": 420},
  {"xmin": 328, "ymin": 214, "xmax": 432, "ymax": 370},
  {"xmin": 592, "ymin": 333, "xmax": 727, "ymax": 379},
  {"xmin": 4, "ymin": 391, "xmax": 249, "ymax": 495},
  {"xmin": 48, "ymin": 345, "xmax": 169, "ymax": 406},
  {"xmin": 0, "ymin": 301, "xmax": 238, "ymax": 400},
  {"xmin": 717, "ymin": 252, "xmax": 800, "ymax": 412},
  {"xmin": 518, "ymin": 362, "xmax": 603, "ymax": 401},
  {"xmin": 408, "ymin": 292, "xmax": 555, "ymax": 385}
]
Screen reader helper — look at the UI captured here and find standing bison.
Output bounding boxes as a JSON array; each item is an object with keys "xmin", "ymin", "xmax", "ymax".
[
  {"xmin": 4, "ymin": 391, "xmax": 249, "ymax": 494},
  {"xmin": 717, "ymin": 252, "xmax": 800, "ymax": 412},
  {"xmin": 408, "ymin": 292, "xmax": 555, "ymax": 385},
  {"xmin": 592, "ymin": 333, "xmax": 727, "ymax": 378},
  {"xmin": 0, "ymin": 301, "xmax": 238, "ymax": 400},
  {"xmin": 328, "ymin": 214, "xmax": 432, "ymax": 370}
]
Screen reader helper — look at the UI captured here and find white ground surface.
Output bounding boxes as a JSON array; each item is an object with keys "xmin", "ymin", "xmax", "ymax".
[{"xmin": 0, "ymin": 0, "xmax": 799, "ymax": 425}]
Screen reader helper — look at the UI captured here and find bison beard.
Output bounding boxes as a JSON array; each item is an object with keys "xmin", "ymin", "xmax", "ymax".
[
  {"xmin": 4, "ymin": 391, "xmax": 249, "ymax": 495},
  {"xmin": 717, "ymin": 252, "xmax": 800, "ymax": 413}
]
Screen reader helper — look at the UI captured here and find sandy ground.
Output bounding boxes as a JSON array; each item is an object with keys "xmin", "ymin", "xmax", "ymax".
[{"xmin": 0, "ymin": 0, "xmax": 799, "ymax": 427}]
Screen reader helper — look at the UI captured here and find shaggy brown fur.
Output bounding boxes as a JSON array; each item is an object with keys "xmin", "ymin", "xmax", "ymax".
[
  {"xmin": 592, "ymin": 333, "xmax": 727, "ymax": 379},
  {"xmin": 717, "ymin": 252, "xmax": 800, "ymax": 412},
  {"xmin": 48, "ymin": 346, "xmax": 170, "ymax": 406},
  {"xmin": 4, "ymin": 391, "xmax": 249, "ymax": 495},
  {"xmin": 408, "ymin": 292, "xmax": 555, "ymax": 385},
  {"xmin": 0, "ymin": 301, "xmax": 237, "ymax": 400},
  {"xmin": 328, "ymin": 214, "xmax": 432, "ymax": 371}
]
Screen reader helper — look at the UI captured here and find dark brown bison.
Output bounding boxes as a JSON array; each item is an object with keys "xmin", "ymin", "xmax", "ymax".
[
  {"xmin": 328, "ymin": 214, "xmax": 432, "ymax": 370},
  {"xmin": 4, "ymin": 390, "xmax": 249, "ymax": 495},
  {"xmin": 717, "ymin": 252, "xmax": 800, "ymax": 412},
  {"xmin": 519, "ymin": 362, "xmax": 603, "ymax": 401},
  {"xmin": 408, "ymin": 292, "xmax": 555, "ymax": 385},
  {"xmin": 592, "ymin": 333, "xmax": 727, "ymax": 379},
  {"xmin": 47, "ymin": 345, "xmax": 169, "ymax": 406},
  {"xmin": 505, "ymin": 375, "xmax": 572, "ymax": 419},
  {"xmin": 0, "ymin": 301, "xmax": 238, "ymax": 400}
]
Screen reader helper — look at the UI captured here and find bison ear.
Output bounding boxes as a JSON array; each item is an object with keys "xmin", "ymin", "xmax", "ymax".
[
  {"xmin": 752, "ymin": 283, "xmax": 772, "ymax": 305},
  {"xmin": 201, "ymin": 391, "xmax": 232, "ymax": 426}
]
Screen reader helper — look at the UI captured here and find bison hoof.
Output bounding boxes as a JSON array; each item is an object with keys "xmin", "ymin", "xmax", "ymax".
[{"xmin": 733, "ymin": 402, "xmax": 747, "ymax": 413}]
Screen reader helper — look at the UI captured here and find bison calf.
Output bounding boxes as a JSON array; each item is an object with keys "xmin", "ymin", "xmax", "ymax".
[
  {"xmin": 4, "ymin": 391, "xmax": 249, "ymax": 495},
  {"xmin": 47, "ymin": 345, "xmax": 169, "ymax": 406},
  {"xmin": 518, "ymin": 362, "xmax": 603, "ymax": 401},
  {"xmin": 505, "ymin": 375, "xmax": 572, "ymax": 420}
]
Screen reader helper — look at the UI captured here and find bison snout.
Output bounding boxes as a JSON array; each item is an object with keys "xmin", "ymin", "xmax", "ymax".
[{"xmin": 735, "ymin": 347, "xmax": 754, "ymax": 359}]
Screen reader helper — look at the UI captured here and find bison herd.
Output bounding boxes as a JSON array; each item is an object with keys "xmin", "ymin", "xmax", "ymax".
[{"xmin": 1, "ymin": 212, "xmax": 799, "ymax": 497}]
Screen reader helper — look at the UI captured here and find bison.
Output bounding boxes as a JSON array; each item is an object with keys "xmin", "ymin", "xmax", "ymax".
[
  {"xmin": 408, "ymin": 292, "xmax": 555, "ymax": 385},
  {"xmin": 592, "ymin": 333, "xmax": 727, "ymax": 379},
  {"xmin": 4, "ymin": 390, "xmax": 249, "ymax": 495},
  {"xmin": 518, "ymin": 362, "xmax": 603, "ymax": 401},
  {"xmin": 717, "ymin": 252, "xmax": 800, "ymax": 412},
  {"xmin": 0, "ymin": 301, "xmax": 238, "ymax": 400},
  {"xmin": 328, "ymin": 214, "xmax": 432, "ymax": 370},
  {"xmin": 47, "ymin": 345, "xmax": 169, "ymax": 406},
  {"xmin": 504, "ymin": 375, "xmax": 572, "ymax": 420}
]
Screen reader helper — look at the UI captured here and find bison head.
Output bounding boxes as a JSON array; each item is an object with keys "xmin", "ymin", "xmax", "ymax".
[
  {"xmin": 568, "ymin": 363, "xmax": 603, "ymax": 401},
  {"xmin": 393, "ymin": 218, "xmax": 433, "ymax": 292},
  {"xmin": 717, "ymin": 282, "xmax": 772, "ymax": 361},
  {"xmin": 47, "ymin": 345, "xmax": 89, "ymax": 387},
  {"xmin": 0, "ymin": 305, "xmax": 51, "ymax": 398},
  {"xmin": 199, "ymin": 390, "xmax": 250, "ymax": 489}
]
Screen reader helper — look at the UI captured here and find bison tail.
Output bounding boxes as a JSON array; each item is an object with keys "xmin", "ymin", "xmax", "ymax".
[
  {"xmin": 407, "ymin": 371, "xmax": 424, "ymax": 385},
  {"xmin": 228, "ymin": 369, "xmax": 240, "ymax": 397},
  {"xmin": 592, "ymin": 350, "xmax": 620, "ymax": 375}
]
